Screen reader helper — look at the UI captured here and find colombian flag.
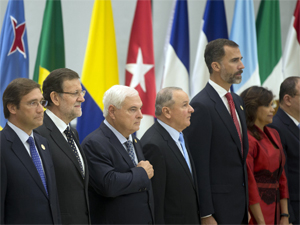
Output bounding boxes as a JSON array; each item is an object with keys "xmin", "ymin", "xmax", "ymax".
[{"xmin": 77, "ymin": 0, "xmax": 119, "ymax": 143}]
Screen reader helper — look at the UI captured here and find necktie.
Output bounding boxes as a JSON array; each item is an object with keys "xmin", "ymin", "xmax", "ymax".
[
  {"xmin": 124, "ymin": 140, "xmax": 137, "ymax": 166},
  {"xmin": 178, "ymin": 133, "xmax": 192, "ymax": 173},
  {"xmin": 225, "ymin": 92, "xmax": 243, "ymax": 157},
  {"xmin": 64, "ymin": 127, "xmax": 85, "ymax": 178},
  {"xmin": 298, "ymin": 123, "xmax": 300, "ymax": 130},
  {"xmin": 27, "ymin": 137, "xmax": 48, "ymax": 195}
]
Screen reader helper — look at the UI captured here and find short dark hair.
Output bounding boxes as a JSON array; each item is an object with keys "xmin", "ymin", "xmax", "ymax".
[
  {"xmin": 43, "ymin": 68, "xmax": 80, "ymax": 106},
  {"xmin": 279, "ymin": 76, "xmax": 300, "ymax": 103},
  {"xmin": 240, "ymin": 86, "xmax": 273, "ymax": 140},
  {"xmin": 155, "ymin": 87, "xmax": 182, "ymax": 117},
  {"xmin": 2, "ymin": 78, "xmax": 40, "ymax": 118},
  {"xmin": 204, "ymin": 38, "xmax": 239, "ymax": 74}
]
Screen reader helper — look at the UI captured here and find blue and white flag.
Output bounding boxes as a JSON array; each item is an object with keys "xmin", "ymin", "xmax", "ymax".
[
  {"xmin": 230, "ymin": 0, "xmax": 260, "ymax": 94},
  {"xmin": 161, "ymin": 0, "xmax": 189, "ymax": 95},
  {"xmin": 191, "ymin": 0, "xmax": 228, "ymax": 98},
  {"xmin": 0, "ymin": 0, "xmax": 29, "ymax": 129}
]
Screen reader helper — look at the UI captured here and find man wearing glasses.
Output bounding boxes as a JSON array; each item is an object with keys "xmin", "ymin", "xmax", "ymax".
[
  {"xmin": 1, "ymin": 78, "xmax": 61, "ymax": 224},
  {"xmin": 35, "ymin": 68, "xmax": 90, "ymax": 224}
]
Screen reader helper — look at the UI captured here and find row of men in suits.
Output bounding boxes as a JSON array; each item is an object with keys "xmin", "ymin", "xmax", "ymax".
[{"xmin": 1, "ymin": 38, "xmax": 299, "ymax": 225}]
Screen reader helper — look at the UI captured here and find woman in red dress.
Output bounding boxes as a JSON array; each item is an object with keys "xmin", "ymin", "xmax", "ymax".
[{"xmin": 240, "ymin": 86, "xmax": 289, "ymax": 225}]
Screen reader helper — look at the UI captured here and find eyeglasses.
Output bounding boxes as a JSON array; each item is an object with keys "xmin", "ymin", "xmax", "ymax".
[
  {"xmin": 24, "ymin": 100, "xmax": 48, "ymax": 108},
  {"xmin": 58, "ymin": 90, "xmax": 86, "ymax": 98}
]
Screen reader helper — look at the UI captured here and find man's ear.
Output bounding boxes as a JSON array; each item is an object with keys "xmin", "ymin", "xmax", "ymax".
[
  {"xmin": 7, "ymin": 103, "xmax": 17, "ymax": 115},
  {"xmin": 283, "ymin": 94, "xmax": 292, "ymax": 107},
  {"xmin": 211, "ymin": 62, "xmax": 221, "ymax": 72},
  {"xmin": 162, "ymin": 106, "xmax": 171, "ymax": 119},
  {"xmin": 108, "ymin": 105, "xmax": 116, "ymax": 120},
  {"xmin": 50, "ymin": 91, "xmax": 60, "ymax": 106}
]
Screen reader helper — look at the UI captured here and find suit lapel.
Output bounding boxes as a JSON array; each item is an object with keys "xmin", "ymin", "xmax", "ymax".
[
  {"xmin": 132, "ymin": 136, "xmax": 145, "ymax": 162},
  {"xmin": 277, "ymin": 107, "xmax": 300, "ymax": 140},
  {"xmin": 155, "ymin": 122, "xmax": 195, "ymax": 188},
  {"xmin": 44, "ymin": 114, "xmax": 83, "ymax": 177},
  {"xmin": 4, "ymin": 126, "xmax": 48, "ymax": 197},
  {"xmin": 100, "ymin": 123, "xmax": 135, "ymax": 167},
  {"xmin": 206, "ymin": 84, "xmax": 242, "ymax": 157}
]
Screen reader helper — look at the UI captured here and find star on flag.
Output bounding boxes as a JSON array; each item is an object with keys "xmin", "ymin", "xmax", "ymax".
[
  {"xmin": 8, "ymin": 16, "xmax": 26, "ymax": 58},
  {"xmin": 125, "ymin": 48, "xmax": 153, "ymax": 93}
]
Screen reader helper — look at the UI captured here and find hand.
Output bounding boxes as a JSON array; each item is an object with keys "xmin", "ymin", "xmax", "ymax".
[
  {"xmin": 137, "ymin": 160, "xmax": 154, "ymax": 179},
  {"xmin": 279, "ymin": 216, "xmax": 289, "ymax": 225},
  {"xmin": 201, "ymin": 216, "xmax": 218, "ymax": 225}
]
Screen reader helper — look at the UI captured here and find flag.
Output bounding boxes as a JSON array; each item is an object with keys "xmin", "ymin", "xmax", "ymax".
[
  {"xmin": 190, "ymin": 0, "xmax": 228, "ymax": 98},
  {"xmin": 125, "ymin": 0, "xmax": 156, "ymax": 138},
  {"xmin": 230, "ymin": 0, "xmax": 260, "ymax": 94},
  {"xmin": 161, "ymin": 0, "xmax": 190, "ymax": 95},
  {"xmin": 76, "ymin": 0, "xmax": 119, "ymax": 143},
  {"xmin": 33, "ymin": 0, "xmax": 65, "ymax": 86},
  {"xmin": 283, "ymin": 0, "xmax": 300, "ymax": 78},
  {"xmin": 256, "ymin": 0, "xmax": 283, "ymax": 97},
  {"xmin": 0, "ymin": 0, "xmax": 29, "ymax": 129}
]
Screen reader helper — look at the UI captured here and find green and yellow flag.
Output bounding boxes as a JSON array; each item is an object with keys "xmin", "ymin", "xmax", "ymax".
[{"xmin": 33, "ymin": 0, "xmax": 65, "ymax": 85}]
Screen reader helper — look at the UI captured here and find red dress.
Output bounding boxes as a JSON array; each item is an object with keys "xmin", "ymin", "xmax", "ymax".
[{"xmin": 247, "ymin": 125, "xmax": 289, "ymax": 225}]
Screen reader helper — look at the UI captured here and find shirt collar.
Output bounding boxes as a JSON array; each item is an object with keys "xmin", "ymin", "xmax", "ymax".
[
  {"xmin": 157, "ymin": 119, "xmax": 180, "ymax": 143},
  {"xmin": 45, "ymin": 109, "xmax": 69, "ymax": 133},
  {"xmin": 7, "ymin": 121, "xmax": 34, "ymax": 144},
  {"xmin": 104, "ymin": 119, "xmax": 133, "ymax": 144},
  {"xmin": 209, "ymin": 79, "xmax": 229, "ymax": 98},
  {"xmin": 282, "ymin": 109, "xmax": 299, "ymax": 126}
]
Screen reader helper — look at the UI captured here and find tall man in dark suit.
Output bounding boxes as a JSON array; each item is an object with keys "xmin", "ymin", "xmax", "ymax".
[
  {"xmin": 35, "ymin": 68, "xmax": 90, "ymax": 224},
  {"xmin": 141, "ymin": 87, "xmax": 200, "ymax": 224},
  {"xmin": 269, "ymin": 76, "xmax": 300, "ymax": 224},
  {"xmin": 1, "ymin": 78, "xmax": 61, "ymax": 224},
  {"xmin": 184, "ymin": 39, "xmax": 249, "ymax": 225},
  {"xmin": 82, "ymin": 85, "xmax": 154, "ymax": 224}
]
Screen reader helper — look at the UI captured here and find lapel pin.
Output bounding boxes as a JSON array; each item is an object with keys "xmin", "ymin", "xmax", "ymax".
[
  {"xmin": 240, "ymin": 105, "xmax": 244, "ymax": 110},
  {"xmin": 41, "ymin": 144, "xmax": 46, "ymax": 150},
  {"xmin": 134, "ymin": 139, "xmax": 137, "ymax": 143}
]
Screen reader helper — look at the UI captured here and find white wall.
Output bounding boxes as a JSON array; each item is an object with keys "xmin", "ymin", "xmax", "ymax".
[{"xmin": 0, "ymin": 0, "xmax": 297, "ymax": 90}]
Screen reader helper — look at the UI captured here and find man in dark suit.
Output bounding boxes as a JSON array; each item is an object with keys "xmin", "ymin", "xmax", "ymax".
[
  {"xmin": 35, "ymin": 68, "xmax": 90, "ymax": 224},
  {"xmin": 269, "ymin": 76, "xmax": 300, "ymax": 224},
  {"xmin": 1, "ymin": 78, "xmax": 61, "ymax": 224},
  {"xmin": 141, "ymin": 87, "xmax": 200, "ymax": 224},
  {"xmin": 184, "ymin": 39, "xmax": 249, "ymax": 225},
  {"xmin": 82, "ymin": 85, "xmax": 154, "ymax": 224}
]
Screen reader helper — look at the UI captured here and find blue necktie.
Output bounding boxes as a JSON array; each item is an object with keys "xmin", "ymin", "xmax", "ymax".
[
  {"xmin": 298, "ymin": 123, "xmax": 300, "ymax": 130},
  {"xmin": 124, "ymin": 140, "xmax": 137, "ymax": 166},
  {"xmin": 178, "ymin": 133, "xmax": 192, "ymax": 174},
  {"xmin": 27, "ymin": 137, "xmax": 48, "ymax": 195}
]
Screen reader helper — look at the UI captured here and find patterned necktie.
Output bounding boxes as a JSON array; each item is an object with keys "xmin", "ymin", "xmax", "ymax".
[
  {"xmin": 225, "ymin": 92, "xmax": 243, "ymax": 157},
  {"xmin": 178, "ymin": 133, "xmax": 192, "ymax": 173},
  {"xmin": 64, "ymin": 127, "xmax": 85, "ymax": 178},
  {"xmin": 27, "ymin": 136, "xmax": 48, "ymax": 195},
  {"xmin": 124, "ymin": 140, "xmax": 137, "ymax": 166}
]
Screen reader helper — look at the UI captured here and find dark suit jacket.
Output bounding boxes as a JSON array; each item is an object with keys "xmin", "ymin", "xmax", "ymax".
[
  {"xmin": 0, "ymin": 124, "xmax": 61, "ymax": 224},
  {"xmin": 141, "ymin": 121, "xmax": 200, "ymax": 224},
  {"xmin": 184, "ymin": 83, "xmax": 249, "ymax": 224},
  {"xmin": 35, "ymin": 113, "xmax": 90, "ymax": 224},
  {"xmin": 268, "ymin": 107, "xmax": 300, "ymax": 224},
  {"xmin": 82, "ymin": 122, "xmax": 154, "ymax": 224}
]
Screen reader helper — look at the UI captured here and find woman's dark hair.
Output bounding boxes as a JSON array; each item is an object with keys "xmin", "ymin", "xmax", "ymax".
[{"xmin": 240, "ymin": 86, "xmax": 273, "ymax": 140}]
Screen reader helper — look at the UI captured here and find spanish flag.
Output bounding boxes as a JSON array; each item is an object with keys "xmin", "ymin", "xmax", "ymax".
[{"xmin": 77, "ymin": 0, "xmax": 119, "ymax": 142}]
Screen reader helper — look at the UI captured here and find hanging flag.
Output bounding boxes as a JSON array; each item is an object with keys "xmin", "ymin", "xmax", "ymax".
[
  {"xmin": 33, "ymin": 0, "xmax": 65, "ymax": 86},
  {"xmin": 190, "ymin": 0, "xmax": 228, "ymax": 98},
  {"xmin": 0, "ymin": 0, "xmax": 29, "ymax": 129},
  {"xmin": 230, "ymin": 0, "xmax": 260, "ymax": 94},
  {"xmin": 76, "ymin": 0, "xmax": 119, "ymax": 143},
  {"xmin": 125, "ymin": 0, "xmax": 156, "ymax": 138},
  {"xmin": 283, "ymin": 0, "xmax": 300, "ymax": 78},
  {"xmin": 256, "ymin": 0, "xmax": 283, "ymax": 97},
  {"xmin": 161, "ymin": 0, "xmax": 190, "ymax": 95}
]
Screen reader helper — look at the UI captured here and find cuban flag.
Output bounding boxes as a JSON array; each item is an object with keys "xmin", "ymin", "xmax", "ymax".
[
  {"xmin": 161, "ymin": 0, "xmax": 190, "ymax": 95},
  {"xmin": 230, "ymin": 0, "xmax": 260, "ymax": 94},
  {"xmin": 0, "ymin": 0, "xmax": 29, "ymax": 129},
  {"xmin": 190, "ymin": 0, "xmax": 228, "ymax": 98}
]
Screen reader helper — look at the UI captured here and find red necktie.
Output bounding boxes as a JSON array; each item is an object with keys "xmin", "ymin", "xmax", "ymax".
[{"xmin": 225, "ymin": 93, "xmax": 243, "ymax": 157}]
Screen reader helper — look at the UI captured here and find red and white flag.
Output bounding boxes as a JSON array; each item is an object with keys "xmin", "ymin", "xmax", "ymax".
[
  {"xmin": 283, "ymin": 0, "xmax": 300, "ymax": 78},
  {"xmin": 125, "ymin": 0, "xmax": 156, "ymax": 138}
]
